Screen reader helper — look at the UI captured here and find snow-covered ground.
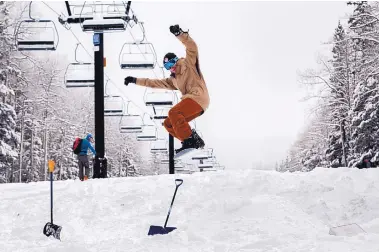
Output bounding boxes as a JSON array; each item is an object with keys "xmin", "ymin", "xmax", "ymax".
[{"xmin": 1, "ymin": 167, "xmax": 379, "ymax": 252}]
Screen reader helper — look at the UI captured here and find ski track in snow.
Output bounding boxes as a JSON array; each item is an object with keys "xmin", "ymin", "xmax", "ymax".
[{"xmin": 1, "ymin": 167, "xmax": 379, "ymax": 251}]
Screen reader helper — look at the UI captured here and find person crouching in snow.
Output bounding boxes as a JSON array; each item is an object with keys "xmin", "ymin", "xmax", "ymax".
[{"xmin": 124, "ymin": 24, "xmax": 210, "ymax": 154}]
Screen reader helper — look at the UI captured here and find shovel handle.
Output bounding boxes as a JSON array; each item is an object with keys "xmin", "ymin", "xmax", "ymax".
[
  {"xmin": 175, "ymin": 179, "xmax": 183, "ymax": 187},
  {"xmin": 164, "ymin": 179, "xmax": 183, "ymax": 228}
]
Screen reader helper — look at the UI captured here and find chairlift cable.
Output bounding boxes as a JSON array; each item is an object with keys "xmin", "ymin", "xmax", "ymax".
[{"xmin": 42, "ymin": 2, "xmax": 61, "ymax": 16}]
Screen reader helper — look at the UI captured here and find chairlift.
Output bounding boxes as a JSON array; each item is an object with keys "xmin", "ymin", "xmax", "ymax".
[
  {"xmin": 70, "ymin": 2, "xmax": 94, "ymax": 17},
  {"xmin": 119, "ymin": 102, "xmax": 143, "ymax": 133},
  {"xmin": 198, "ymin": 163, "xmax": 214, "ymax": 169},
  {"xmin": 64, "ymin": 44, "xmax": 94, "ymax": 88},
  {"xmin": 15, "ymin": 2, "xmax": 59, "ymax": 51},
  {"xmin": 192, "ymin": 154, "xmax": 209, "ymax": 161},
  {"xmin": 200, "ymin": 168, "xmax": 217, "ymax": 172},
  {"xmin": 198, "ymin": 161, "xmax": 217, "ymax": 172},
  {"xmin": 144, "ymin": 90, "xmax": 175, "ymax": 107},
  {"xmin": 65, "ymin": 2, "xmax": 129, "ymax": 21},
  {"xmin": 104, "ymin": 95, "xmax": 124, "ymax": 116},
  {"xmin": 74, "ymin": 1, "xmax": 127, "ymax": 32},
  {"xmin": 150, "ymin": 139, "xmax": 168, "ymax": 153},
  {"xmin": 119, "ymin": 115, "xmax": 143, "ymax": 133},
  {"xmin": 106, "ymin": 3, "xmax": 127, "ymax": 15},
  {"xmin": 175, "ymin": 163, "xmax": 191, "ymax": 173},
  {"xmin": 68, "ymin": 1, "xmax": 128, "ymax": 17},
  {"xmin": 152, "ymin": 107, "xmax": 170, "ymax": 120},
  {"xmin": 119, "ymin": 42, "xmax": 157, "ymax": 69},
  {"xmin": 64, "ymin": 63, "xmax": 94, "ymax": 87},
  {"xmin": 136, "ymin": 124, "xmax": 157, "ymax": 141},
  {"xmin": 82, "ymin": 19, "xmax": 126, "ymax": 32},
  {"xmin": 176, "ymin": 169, "xmax": 191, "ymax": 174},
  {"xmin": 161, "ymin": 159, "xmax": 179, "ymax": 165}
]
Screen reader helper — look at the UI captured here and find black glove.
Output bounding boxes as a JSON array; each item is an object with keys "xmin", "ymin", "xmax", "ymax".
[
  {"xmin": 170, "ymin": 25, "xmax": 183, "ymax": 36},
  {"xmin": 124, "ymin": 76, "xmax": 136, "ymax": 86}
]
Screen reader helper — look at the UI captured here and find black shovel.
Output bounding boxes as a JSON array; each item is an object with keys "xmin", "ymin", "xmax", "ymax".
[
  {"xmin": 43, "ymin": 160, "xmax": 62, "ymax": 240},
  {"xmin": 148, "ymin": 179, "xmax": 183, "ymax": 236}
]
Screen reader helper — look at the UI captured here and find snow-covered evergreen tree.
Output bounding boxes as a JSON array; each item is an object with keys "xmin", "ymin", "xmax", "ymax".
[
  {"xmin": 348, "ymin": 1, "xmax": 379, "ymax": 167},
  {"xmin": 324, "ymin": 22, "xmax": 355, "ymax": 167},
  {"xmin": 0, "ymin": 2, "xmax": 21, "ymax": 182}
]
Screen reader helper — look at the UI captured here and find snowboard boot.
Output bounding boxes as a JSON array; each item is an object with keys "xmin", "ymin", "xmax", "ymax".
[
  {"xmin": 175, "ymin": 129, "xmax": 205, "ymax": 154},
  {"xmin": 191, "ymin": 129, "xmax": 205, "ymax": 149}
]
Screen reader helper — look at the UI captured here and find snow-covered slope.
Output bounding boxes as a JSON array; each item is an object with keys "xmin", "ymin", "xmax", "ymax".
[{"xmin": 1, "ymin": 167, "xmax": 379, "ymax": 252}]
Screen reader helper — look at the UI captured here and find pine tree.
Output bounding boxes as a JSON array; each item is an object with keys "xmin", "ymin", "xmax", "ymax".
[
  {"xmin": 347, "ymin": 1, "xmax": 379, "ymax": 167},
  {"xmin": 324, "ymin": 22, "xmax": 356, "ymax": 167},
  {"xmin": 0, "ymin": 2, "xmax": 21, "ymax": 182}
]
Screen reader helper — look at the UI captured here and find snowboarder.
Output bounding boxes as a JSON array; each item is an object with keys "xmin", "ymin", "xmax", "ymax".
[
  {"xmin": 78, "ymin": 133, "xmax": 96, "ymax": 181},
  {"xmin": 124, "ymin": 24, "xmax": 210, "ymax": 154}
]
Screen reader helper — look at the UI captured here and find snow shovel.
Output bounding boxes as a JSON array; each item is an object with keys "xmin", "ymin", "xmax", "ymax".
[
  {"xmin": 148, "ymin": 179, "xmax": 183, "ymax": 236},
  {"xmin": 43, "ymin": 160, "xmax": 62, "ymax": 240}
]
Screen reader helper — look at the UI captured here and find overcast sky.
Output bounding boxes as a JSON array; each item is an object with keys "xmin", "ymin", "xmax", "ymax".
[{"xmin": 29, "ymin": 1, "xmax": 354, "ymax": 170}]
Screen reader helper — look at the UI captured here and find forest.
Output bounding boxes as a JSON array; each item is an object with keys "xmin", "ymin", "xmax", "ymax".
[{"xmin": 279, "ymin": 2, "xmax": 379, "ymax": 172}]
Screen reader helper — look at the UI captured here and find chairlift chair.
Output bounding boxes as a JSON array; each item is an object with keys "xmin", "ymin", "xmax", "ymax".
[
  {"xmin": 72, "ymin": 2, "xmax": 127, "ymax": 32},
  {"xmin": 150, "ymin": 139, "xmax": 168, "ymax": 153},
  {"xmin": 82, "ymin": 19, "xmax": 126, "ymax": 32},
  {"xmin": 119, "ymin": 42, "xmax": 157, "ymax": 69},
  {"xmin": 176, "ymin": 169, "xmax": 192, "ymax": 174},
  {"xmin": 118, "ymin": 101, "xmax": 144, "ymax": 133},
  {"xmin": 144, "ymin": 90, "xmax": 175, "ymax": 107},
  {"xmin": 64, "ymin": 44, "xmax": 94, "ymax": 88},
  {"xmin": 104, "ymin": 95, "xmax": 124, "ymax": 116},
  {"xmin": 161, "ymin": 159, "xmax": 179, "ymax": 165},
  {"xmin": 64, "ymin": 63, "xmax": 94, "ymax": 87},
  {"xmin": 160, "ymin": 155, "xmax": 179, "ymax": 164},
  {"xmin": 67, "ymin": 1, "xmax": 128, "ymax": 17},
  {"xmin": 198, "ymin": 162, "xmax": 217, "ymax": 172},
  {"xmin": 175, "ymin": 163, "xmax": 191, "ymax": 173},
  {"xmin": 198, "ymin": 163, "xmax": 214, "ymax": 169},
  {"xmin": 136, "ymin": 124, "xmax": 157, "ymax": 141},
  {"xmin": 200, "ymin": 168, "xmax": 217, "ymax": 172},
  {"xmin": 152, "ymin": 107, "xmax": 170, "ymax": 120},
  {"xmin": 15, "ymin": 2, "xmax": 59, "ymax": 51},
  {"xmin": 119, "ymin": 114, "xmax": 143, "ymax": 133},
  {"xmin": 192, "ymin": 154, "xmax": 208, "ymax": 161},
  {"xmin": 70, "ymin": 2, "xmax": 94, "ymax": 17}
]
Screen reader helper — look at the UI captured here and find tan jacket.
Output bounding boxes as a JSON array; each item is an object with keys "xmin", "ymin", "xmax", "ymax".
[{"xmin": 136, "ymin": 32, "xmax": 210, "ymax": 111}]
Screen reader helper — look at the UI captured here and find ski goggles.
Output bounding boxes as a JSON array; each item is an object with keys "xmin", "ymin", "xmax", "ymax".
[{"xmin": 163, "ymin": 57, "xmax": 179, "ymax": 70}]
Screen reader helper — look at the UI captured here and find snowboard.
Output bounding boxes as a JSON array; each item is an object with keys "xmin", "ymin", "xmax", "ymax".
[{"xmin": 174, "ymin": 148, "xmax": 197, "ymax": 159}]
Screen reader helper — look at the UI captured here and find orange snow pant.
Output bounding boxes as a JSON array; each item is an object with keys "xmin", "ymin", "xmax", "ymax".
[{"xmin": 163, "ymin": 98, "xmax": 204, "ymax": 141}]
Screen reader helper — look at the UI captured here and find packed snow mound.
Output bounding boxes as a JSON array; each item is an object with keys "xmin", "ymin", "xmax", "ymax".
[{"xmin": 1, "ymin": 167, "xmax": 379, "ymax": 251}]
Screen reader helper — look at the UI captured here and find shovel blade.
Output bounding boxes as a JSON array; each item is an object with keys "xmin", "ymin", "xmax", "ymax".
[
  {"xmin": 43, "ymin": 222, "xmax": 62, "ymax": 240},
  {"xmin": 148, "ymin": 225, "xmax": 176, "ymax": 236}
]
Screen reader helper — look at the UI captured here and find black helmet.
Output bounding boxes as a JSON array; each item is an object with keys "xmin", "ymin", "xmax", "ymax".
[{"xmin": 163, "ymin": 52, "xmax": 177, "ymax": 64}]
